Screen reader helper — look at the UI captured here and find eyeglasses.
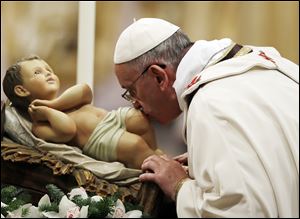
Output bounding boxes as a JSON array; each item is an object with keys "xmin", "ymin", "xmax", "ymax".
[
  {"xmin": 121, "ymin": 64, "xmax": 166, "ymax": 103},
  {"xmin": 121, "ymin": 65, "xmax": 151, "ymax": 103},
  {"xmin": 121, "ymin": 64, "xmax": 165, "ymax": 103}
]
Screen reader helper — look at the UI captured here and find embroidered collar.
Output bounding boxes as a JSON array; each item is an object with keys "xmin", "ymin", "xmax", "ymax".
[{"xmin": 173, "ymin": 38, "xmax": 232, "ymax": 110}]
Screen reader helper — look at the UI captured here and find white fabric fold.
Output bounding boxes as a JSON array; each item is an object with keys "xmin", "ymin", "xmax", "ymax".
[
  {"xmin": 173, "ymin": 38, "xmax": 232, "ymax": 109},
  {"xmin": 3, "ymin": 104, "xmax": 141, "ymax": 185}
]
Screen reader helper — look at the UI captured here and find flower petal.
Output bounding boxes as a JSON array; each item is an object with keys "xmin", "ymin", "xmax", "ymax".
[
  {"xmin": 68, "ymin": 187, "xmax": 88, "ymax": 200},
  {"xmin": 38, "ymin": 194, "xmax": 51, "ymax": 207},
  {"xmin": 112, "ymin": 199, "xmax": 125, "ymax": 218},
  {"xmin": 42, "ymin": 211, "xmax": 61, "ymax": 218},
  {"xmin": 124, "ymin": 210, "xmax": 143, "ymax": 218},
  {"xmin": 66, "ymin": 206, "xmax": 80, "ymax": 218},
  {"xmin": 26, "ymin": 206, "xmax": 43, "ymax": 218},
  {"xmin": 58, "ymin": 196, "xmax": 77, "ymax": 217},
  {"xmin": 79, "ymin": 206, "xmax": 89, "ymax": 218},
  {"xmin": 91, "ymin": 195, "xmax": 103, "ymax": 202},
  {"xmin": 7, "ymin": 204, "xmax": 32, "ymax": 218}
]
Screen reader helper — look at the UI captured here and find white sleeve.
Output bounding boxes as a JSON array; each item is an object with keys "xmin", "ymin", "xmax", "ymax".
[{"xmin": 176, "ymin": 91, "xmax": 275, "ymax": 217}]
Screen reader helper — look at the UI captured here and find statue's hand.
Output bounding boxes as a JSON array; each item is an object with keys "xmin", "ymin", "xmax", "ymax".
[
  {"xmin": 30, "ymin": 99, "xmax": 53, "ymax": 108},
  {"xmin": 28, "ymin": 104, "xmax": 49, "ymax": 122}
]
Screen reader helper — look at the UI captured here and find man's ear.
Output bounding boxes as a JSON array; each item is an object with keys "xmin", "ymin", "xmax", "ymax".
[
  {"xmin": 14, "ymin": 85, "xmax": 30, "ymax": 97},
  {"xmin": 150, "ymin": 65, "xmax": 169, "ymax": 90}
]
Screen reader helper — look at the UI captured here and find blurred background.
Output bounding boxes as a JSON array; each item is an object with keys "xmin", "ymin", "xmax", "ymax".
[{"xmin": 1, "ymin": 1, "xmax": 299, "ymax": 156}]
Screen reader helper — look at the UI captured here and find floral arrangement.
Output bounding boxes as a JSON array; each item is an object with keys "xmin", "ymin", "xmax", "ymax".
[{"xmin": 1, "ymin": 184, "xmax": 145, "ymax": 218}]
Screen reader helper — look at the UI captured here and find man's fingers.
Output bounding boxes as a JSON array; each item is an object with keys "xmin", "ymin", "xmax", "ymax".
[
  {"xmin": 139, "ymin": 172, "xmax": 156, "ymax": 183},
  {"xmin": 142, "ymin": 154, "xmax": 160, "ymax": 164},
  {"xmin": 173, "ymin": 152, "xmax": 187, "ymax": 160},
  {"xmin": 160, "ymin": 154, "xmax": 170, "ymax": 161},
  {"xmin": 141, "ymin": 157, "xmax": 159, "ymax": 172},
  {"xmin": 173, "ymin": 152, "xmax": 188, "ymax": 165}
]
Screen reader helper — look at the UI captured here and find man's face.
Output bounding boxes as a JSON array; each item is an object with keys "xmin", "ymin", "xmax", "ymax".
[
  {"xmin": 115, "ymin": 63, "xmax": 182, "ymax": 124},
  {"xmin": 19, "ymin": 59, "xmax": 60, "ymax": 101}
]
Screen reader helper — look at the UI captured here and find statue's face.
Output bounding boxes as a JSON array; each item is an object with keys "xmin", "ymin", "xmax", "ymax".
[{"xmin": 17, "ymin": 59, "xmax": 60, "ymax": 101}]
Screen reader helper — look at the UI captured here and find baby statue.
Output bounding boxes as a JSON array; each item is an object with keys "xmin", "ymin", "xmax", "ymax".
[{"xmin": 2, "ymin": 55, "xmax": 163, "ymax": 169}]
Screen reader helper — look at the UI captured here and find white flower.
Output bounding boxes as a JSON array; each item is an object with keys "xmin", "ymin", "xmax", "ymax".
[
  {"xmin": 1, "ymin": 186, "xmax": 143, "ymax": 218},
  {"xmin": 25, "ymin": 206, "xmax": 43, "ymax": 218},
  {"xmin": 41, "ymin": 195, "xmax": 87, "ymax": 218},
  {"xmin": 107, "ymin": 199, "xmax": 142, "ymax": 218},
  {"xmin": 90, "ymin": 195, "xmax": 103, "ymax": 202},
  {"xmin": 66, "ymin": 206, "xmax": 80, "ymax": 218},
  {"xmin": 41, "ymin": 211, "xmax": 61, "ymax": 218},
  {"xmin": 79, "ymin": 206, "xmax": 88, "ymax": 218},
  {"xmin": 4, "ymin": 202, "xmax": 42, "ymax": 218},
  {"xmin": 111, "ymin": 199, "xmax": 125, "ymax": 218},
  {"xmin": 124, "ymin": 210, "xmax": 143, "ymax": 218},
  {"xmin": 38, "ymin": 194, "xmax": 51, "ymax": 207},
  {"xmin": 59, "ymin": 196, "xmax": 78, "ymax": 217},
  {"xmin": 6, "ymin": 203, "xmax": 32, "ymax": 218},
  {"xmin": 68, "ymin": 187, "xmax": 88, "ymax": 200}
]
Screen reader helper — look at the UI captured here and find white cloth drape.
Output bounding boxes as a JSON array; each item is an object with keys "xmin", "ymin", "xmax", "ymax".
[{"xmin": 174, "ymin": 41, "xmax": 299, "ymax": 217}]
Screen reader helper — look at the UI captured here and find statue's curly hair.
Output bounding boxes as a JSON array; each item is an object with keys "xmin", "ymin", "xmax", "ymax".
[{"xmin": 2, "ymin": 55, "xmax": 41, "ymax": 112}]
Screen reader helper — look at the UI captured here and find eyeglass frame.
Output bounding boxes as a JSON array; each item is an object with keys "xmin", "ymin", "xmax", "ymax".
[{"xmin": 121, "ymin": 64, "xmax": 165, "ymax": 103}]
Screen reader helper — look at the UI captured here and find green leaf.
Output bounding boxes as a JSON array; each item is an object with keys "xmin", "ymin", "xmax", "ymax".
[
  {"xmin": 38, "ymin": 203, "xmax": 59, "ymax": 212},
  {"xmin": 45, "ymin": 184, "xmax": 65, "ymax": 204},
  {"xmin": 71, "ymin": 195, "xmax": 91, "ymax": 208},
  {"xmin": 21, "ymin": 207, "xmax": 30, "ymax": 217},
  {"xmin": 1, "ymin": 185, "xmax": 18, "ymax": 204}
]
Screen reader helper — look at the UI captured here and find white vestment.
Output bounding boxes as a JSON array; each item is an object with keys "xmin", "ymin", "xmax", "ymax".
[{"xmin": 173, "ymin": 40, "xmax": 299, "ymax": 217}]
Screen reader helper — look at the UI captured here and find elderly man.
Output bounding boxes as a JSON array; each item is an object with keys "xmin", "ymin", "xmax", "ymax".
[{"xmin": 113, "ymin": 18, "xmax": 299, "ymax": 217}]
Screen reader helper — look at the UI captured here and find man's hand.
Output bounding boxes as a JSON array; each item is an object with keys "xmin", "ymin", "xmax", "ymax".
[
  {"xmin": 139, "ymin": 154, "xmax": 189, "ymax": 201},
  {"xmin": 173, "ymin": 152, "xmax": 188, "ymax": 165}
]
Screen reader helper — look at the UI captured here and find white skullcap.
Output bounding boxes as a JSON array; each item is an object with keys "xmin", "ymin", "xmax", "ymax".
[{"xmin": 114, "ymin": 18, "xmax": 180, "ymax": 64}]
